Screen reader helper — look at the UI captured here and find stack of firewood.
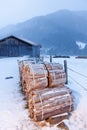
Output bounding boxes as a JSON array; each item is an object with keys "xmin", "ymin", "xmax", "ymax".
[
  {"xmin": 44, "ymin": 63, "xmax": 66, "ymax": 87},
  {"xmin": 29, "ymin": 86, "xmax": 73, "ymax": 121},
  {"xmin": 18, "ymin": 60, "xmax": 48, "ymax": 97},
  {"xmin": 18, "ymin": 60, "xmax": 35, "ymax": 93},
  {"xmin": 18, "ymin": 60, "xmax": 74, "ymax": 123}
]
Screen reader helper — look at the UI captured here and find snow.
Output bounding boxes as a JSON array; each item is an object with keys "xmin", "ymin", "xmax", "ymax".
[
  {"xmin": 44, "ymin": 56, "xmax": 87, "ymax": 130},
  {"xmin": 0, "ymin": 57, "xmax": 38, "ymax": 130},
  {"xmin": 76, "ymin": 41, "xmax": 87, "ymax": 49},
  {"xmin": 0, "ymin": 56, "xmax": 87, "ymax": 130}
]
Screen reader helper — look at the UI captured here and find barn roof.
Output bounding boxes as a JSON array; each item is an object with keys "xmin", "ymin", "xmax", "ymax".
[{"xmin": 0, "ymin": 35, "xmax": 41, "ymax": 47}]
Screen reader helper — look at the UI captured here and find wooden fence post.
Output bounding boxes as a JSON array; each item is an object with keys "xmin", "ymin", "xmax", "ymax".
[
  {"xmin": 50, "ymin": 55, "xmax": 52, "ymax": 63},
  {"xmin": 64, "ymin": 60, "xmax": 68, "ymax": 84},
  {"xmin": 42, "ymin": 56, "xmax": 44, "ymax": 62}
]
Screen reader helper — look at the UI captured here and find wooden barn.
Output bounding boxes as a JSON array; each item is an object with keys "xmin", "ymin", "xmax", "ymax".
[{"xmin": 0, "ymin": 35, "xmax": 41, "ymax": 57}]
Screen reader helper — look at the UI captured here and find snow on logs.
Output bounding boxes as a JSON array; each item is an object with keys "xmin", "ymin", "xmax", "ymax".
[
  {"xmin": 29, "ymin": 86, "xmax": 73, "ymax": 121},
  {"xmin": 18, "ymin": 60, "xmax": 74, "ymax": 122},
  {"xmin": 45, "ymin": 63, "xmax": 66, "ymax": 87},
  {"xmin": 19, "ymin": 60, "xmax": 48, "ymax": 96}
]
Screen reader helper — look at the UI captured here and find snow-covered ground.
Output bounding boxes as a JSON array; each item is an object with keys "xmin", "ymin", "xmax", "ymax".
[
  {"xmin": 44, "ymin": 56, "xmax": 87, "ymax": 130},
  {"xmin": 0, "ymin": 57, "xmax": 38, "ymax": 130},
  {"xmin": 0, "ymin": 56, "xmax": 87, "ymax": 130}
]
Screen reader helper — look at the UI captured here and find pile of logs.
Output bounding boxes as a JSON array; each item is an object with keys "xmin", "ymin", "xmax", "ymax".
[
  {"xmin": 19, "ymin": 61, "xmax": 48, "ymax": 96},
  {"xmin": 29, "ymin": 86, "xmax": 73, "ymax": 121},
  {"xmin": 44, "ymin": 63, "xmax": 66, "ymax": 87},
  {"xmin": 18, "ymin": 59, "xmax": 74, "ymax": 123}
]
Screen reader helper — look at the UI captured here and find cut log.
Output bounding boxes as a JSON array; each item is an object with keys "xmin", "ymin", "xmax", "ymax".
[
  {"xmin": 46, "ymin": 113, "xmax": 69, "ymax": 125},
  {"xmin": 44, "ymin": 63, "xmax": 63, "ymax": 70},
  {"xmin": 57, "ymin": 122, "xmax": 69, "ymax": 130}
]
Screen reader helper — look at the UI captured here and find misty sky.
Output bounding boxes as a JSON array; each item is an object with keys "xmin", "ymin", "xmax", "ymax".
[{"xmin": 0, "ymin": 0, "xmax": 87, "ymax": 28}]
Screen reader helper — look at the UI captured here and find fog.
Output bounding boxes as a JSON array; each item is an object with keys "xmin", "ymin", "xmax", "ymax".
[{"xmin": 0, "ymin": 0, "xmax": 87, "ymax": 28}]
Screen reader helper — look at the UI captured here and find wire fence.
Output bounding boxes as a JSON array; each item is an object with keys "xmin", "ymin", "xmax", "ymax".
[
  {"xmin": 68, "ymin": 67, "xmax": 87, "ymax": 79},
  {"xmin": 68, "ymin": 66, "xmax": 87, "ymax": 91},
  {"xmin": 69, "ymin": 75, "xmax": 87, "ymax": 91}
]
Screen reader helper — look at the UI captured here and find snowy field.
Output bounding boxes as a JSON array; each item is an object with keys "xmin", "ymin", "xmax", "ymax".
[{"xmin": 0, "ymin": 56, "xmax": 87, "ymax": 130}]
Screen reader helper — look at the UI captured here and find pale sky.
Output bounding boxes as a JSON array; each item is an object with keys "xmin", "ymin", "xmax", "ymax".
[{"xmin": 0, "ymin": 0, "xmax": 87, "ymax": 28}]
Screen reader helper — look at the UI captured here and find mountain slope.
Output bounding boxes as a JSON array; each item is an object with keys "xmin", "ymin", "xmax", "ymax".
[{"xmin": 0, "ymin": 10, "xmax": 87, "ymax": 55}]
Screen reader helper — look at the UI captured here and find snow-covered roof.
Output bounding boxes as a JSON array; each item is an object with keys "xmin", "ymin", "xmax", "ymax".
[{"xmin": 0, "ymin": 35, "xmax": 41, "ymax": 47}]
